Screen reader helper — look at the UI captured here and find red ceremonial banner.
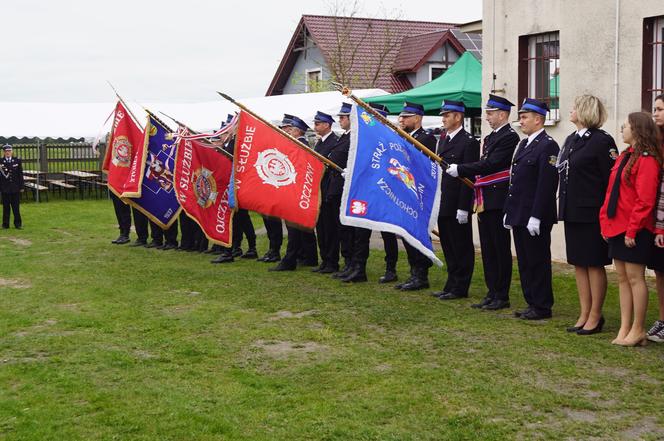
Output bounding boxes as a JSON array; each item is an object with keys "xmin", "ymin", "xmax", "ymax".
[
  {"xmin": 102, "ymin": 101, "xmax": 147, "ymax": 198},
  {"xmin": 234, "ymin": 111, "xmax": 325, "ymax": 230},
  {"xmin": 174, "ymin": 133, "xmax": 234, "ymax": 246}
]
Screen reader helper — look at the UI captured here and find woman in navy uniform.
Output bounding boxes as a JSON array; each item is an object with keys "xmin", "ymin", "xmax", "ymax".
[
  {"xmin": 558, "ymin": 95, "xmax": 616, "ymax": 335},
  {"xmin": 599, "ymin": 112, "xmax": 662, "ymax": 346},
  {"xmin": 435, "ymin": 100, "xmax": 480, "ymax": 300},
  {"xmin": 504, "ymin": 99, "xmax": 559, "ymax": 320},
  {"xmin": 0, "ymin": 144, "xmax": 24, "ymax": 229},
  {"xmin": 446, "ymin": 94, "xmax": 519, "ymax": 310},
  {"xmin": 647, "ymin": 93, "xmax": 664, "ymax": 343}
]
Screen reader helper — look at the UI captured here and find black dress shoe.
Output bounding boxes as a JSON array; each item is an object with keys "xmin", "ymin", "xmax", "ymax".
[
  {"xmin": 341, "ymin": 268, "xmax": 368, "ymax": 283},
  {"xmin": 145, "ymin": 241, "xmax": 163, "ymax": 249},
  {"xmin": 520, "ymin": 309, "xmax": 552, "ymax": 320},
  {"xmin": 15, "ymin": 226, "xmax": 22, "ymax": 230},
  {"xmin": 129, "ymin": 240, "xmax": 147, "ymax": 247},
  {"xmin": 241, "ymin": 248, "xmax": 258, "ymax": 259},
  {"xmin": 437, "ymin": 292, "xmax": 467, "ymax": 300},
  {"xmin": 482, "ymin": 299, "xmax": 511, "ymax": 310},
  {"xmin": 162, "ymin": 243, "xmax": 177, "ymax": 251},
  {"xmin": 566, "ymin": 324, "xmax": 585, "ymax": 333},
  {"xmin": 311, "ymin": 263, "xmax": 327, "ymax": 273},
  {"xmin": 576, "ymin": 316, "xmax": 605, "ymax": 335},
  {"xmin": 114, "ymin": 236, "xmax": 130, "ymax": 245},
  {"xmin": 211, "ymin": 253, "xmax": 234, "ymax": 264},
  {"xmin": 394, "ymin": 276, "xmax": 413, "ymax": 290},
  {"xmin": 318, "ymin": 265, "xmax": 338, "ymax": 274},
  {"xmin": 265, "ymin": 253, "xmax": 281, "ymax": 263},
  {"xmin": 269, "ymin": 263, "xmax": 295, "ymax": 271},
  {"xmin": 514, "ymin": 308, "xmax": 533, "ymax": 318},
  {"xmin": 430, "ymin": 290, "xmax": 448, "ymax": 298},
  {"xmin": 379, "ymin": 271, "xmax": 398, "ymax": 284},
  {"xmin": 399, "ymin": 277, "xmax": 429, "ymax": 291},
  {"xmin": 332, "ymin": 267, "xmax": 353, "ymax": 279},
  {"xmin": 230, "ymin": 248, "xmax": 243, "ymax": 258},
  {"xmin": 471, "ymin": 297, "xmax": 492, "ymax": 309}
]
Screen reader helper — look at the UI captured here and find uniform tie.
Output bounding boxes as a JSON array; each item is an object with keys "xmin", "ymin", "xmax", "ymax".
[{"xmin": 606, "ymin": 152, "xmax": 631, "ymax": 218}]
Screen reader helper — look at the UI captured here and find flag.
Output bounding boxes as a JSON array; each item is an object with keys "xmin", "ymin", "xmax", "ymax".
[
  {"xmin": 124, "ymin": 114, "xmax": 181, "ymax": 229},
  {"xmin": 102, "ymin": 101, "xmax": 147, "ymax": 197},
  {"xmin": 174, "ymin": 130, "xmax": 234, "ymax": 246},
  {"xmin": 233, "ymin": 111, "xmax": 325, "ymax": 229},
  {"xmin": 340, "ymin": 105, "xmax": 443, "ymax": 266}
]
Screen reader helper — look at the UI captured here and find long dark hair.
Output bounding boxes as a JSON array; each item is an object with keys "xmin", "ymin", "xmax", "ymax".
[
  {"xmin": 655, "ymin": 93, "xmax": 664, "ymax": 139},
  {"xmin": 624, "ymin": 111, "xmax": 663, "ymax": 183}
]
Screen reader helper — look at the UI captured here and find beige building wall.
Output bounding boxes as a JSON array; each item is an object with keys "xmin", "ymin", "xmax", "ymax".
[{"xmin": 480, "ymin": 0, "xmax": 664, "ymax": 261}]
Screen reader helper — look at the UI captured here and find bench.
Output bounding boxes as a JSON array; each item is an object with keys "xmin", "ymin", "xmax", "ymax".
[
  {"xmin": 48, "ymin": 180, "xmax": 77, "ymax": 200},
  {"xmin": 24, "ymin": 182, "xmax": 49, "ymax": 202}
]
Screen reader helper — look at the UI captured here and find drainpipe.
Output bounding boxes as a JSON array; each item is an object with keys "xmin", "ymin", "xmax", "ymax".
[{"xmin": 613, "ymin": 0, "xmax": 620, "ymax": 139}]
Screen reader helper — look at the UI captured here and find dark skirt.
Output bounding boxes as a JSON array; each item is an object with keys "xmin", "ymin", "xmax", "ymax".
[
  {"xmin": 564, "ymin": 222, "xmax": 611, "ymax": 267},
  {"xmin": 648, "ymin": 245, "xmax": 664, "ymax": 273},
  {"xmin": 607, "ymin": 230, "xmax": 654, "ymax": 265}
]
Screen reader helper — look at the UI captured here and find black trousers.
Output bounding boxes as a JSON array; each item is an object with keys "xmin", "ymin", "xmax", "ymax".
[
  {"xmin": 317, "ymin": 195, "xmax": 344, "ymax": 269},
  {"xmin": 179, "ymin": 211, "xmax": 198, "ymax": 249},
  {"xmin": 512, "ymin": 225, "xmax": 554, "ymax": 314},
  {"xmin": 438, "ymin": 216, "xmax": 475, "ymax": 296},
  {"xmin": 351, "ymin": 227, "xmax": 372, "ymax": 268},
  {"xmin": 233, "ymin": 209, "xmax": 256, "ymax": 250},
  {"xmin": 110, "ymin": 193, "xmax": 130, "ymax": 235},
  {"xmin": 150, "ymin": 219, "xmax": 178, "ymax": 246},
  {"xmin": 263, "ymin": 216, "xmax": 283, "ymax": 252},
  {"xmin": 132, "ymin": 208, "xmax": 150, "ymax": 242},
  {"xmin": 2, "ymin": 192, "xmax": 21, "ymax": 228},
  {"xmin": 478, "ymin": 210, "xmax": 512, "ymax": 301},
  {"xmin": 281, "ymin": 226, "xmax": 317, "ymax": 268},
  {"xmin": 381, "ymin": 231, "xmax": 398, "ymax": 271},
  {"xmin": 403, "ymin": 240, "xmax": 432, "ymax": 277}
]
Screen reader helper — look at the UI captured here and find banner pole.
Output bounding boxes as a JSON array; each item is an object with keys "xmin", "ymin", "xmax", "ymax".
[
  {"xmin": 158, "ymin": 111, "xmax": 233, "ymax": 160},
  {"xmin": 334, "ymin": 83, "xmax": 474, "ymax": 189},
  {"xmin": 217, "ymin": 91, "xmax": 343, "ymax": 173},
  {"xmin": 106, "ymin": 81, "xmax": 144, "ymax": 129}
]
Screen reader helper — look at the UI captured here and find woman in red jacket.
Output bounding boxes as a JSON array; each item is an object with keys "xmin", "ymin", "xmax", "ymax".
[
  {"xmin": 599, "ymin": 112, "xmax": 663, "ymax": 346},
  {"xmin": 648, "ymin": 94, "xmax": 664, "ymax": 343}
]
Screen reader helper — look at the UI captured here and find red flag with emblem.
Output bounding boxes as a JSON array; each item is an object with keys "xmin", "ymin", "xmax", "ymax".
[
  {"xmin": 173, "ymin": 131, "xmax": 234, "ymax": 246},
  {"xmin": 234, "ymin": 111, "xmax": 325, "ymax": 229},
  {"xmin": 102, "ymin": 101, "xmax": 147, "ymax": 197}
]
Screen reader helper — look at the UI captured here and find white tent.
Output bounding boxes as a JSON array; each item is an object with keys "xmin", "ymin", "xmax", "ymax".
[{"xmin": 0, "ymin": 89, "xmax": 390, "ymax": 140}]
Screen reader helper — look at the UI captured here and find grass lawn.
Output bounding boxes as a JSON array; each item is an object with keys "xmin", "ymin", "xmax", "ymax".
[{"xmin": 1, "ymin": 200, "xmax": 663, "ymax": 440}]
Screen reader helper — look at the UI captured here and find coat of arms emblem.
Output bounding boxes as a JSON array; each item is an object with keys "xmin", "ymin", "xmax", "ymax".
[
  {"xmin": 192, "ymin": 167, "xmax": 218, "ymax": 208},
  {"xmin": 111, "ymin": 136, "xmax": 132, "ymax": 167}
]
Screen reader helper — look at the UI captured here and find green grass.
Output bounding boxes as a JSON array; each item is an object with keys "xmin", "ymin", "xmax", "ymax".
[{"xmin": 0, "ymin": 200, "xmax": 663, "ymax": 440}]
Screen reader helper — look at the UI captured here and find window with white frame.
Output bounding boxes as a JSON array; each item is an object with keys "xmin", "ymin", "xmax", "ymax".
[
  {"xmin": 305, "ymin": 68, "xmax": 322, "ymax": 92},
  {"xmin": 643, "ymin": 16, "xmax": 664, "ymax": 109},
  {"xmin": 519, "ymin": 31, "xmax": 560, "ymax": 122}
]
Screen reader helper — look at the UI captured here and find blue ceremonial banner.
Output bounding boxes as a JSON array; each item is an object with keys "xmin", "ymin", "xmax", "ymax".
[
  {"xmin": 340, "ymin": 105, "xmax": 443, "ymax": 266},
  {"xmin": 125, "ymin": 114, "xmax": 181, "ymax": 229}
]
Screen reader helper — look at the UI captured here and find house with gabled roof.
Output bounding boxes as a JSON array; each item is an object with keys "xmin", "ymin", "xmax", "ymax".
[{"xmin": 266, "ymin": 15, "xmax": 482, "ymax": 96}]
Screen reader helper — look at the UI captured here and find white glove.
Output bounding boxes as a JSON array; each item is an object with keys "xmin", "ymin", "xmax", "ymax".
[
  {"xmin": 503, "ymin": 214, "xmax": 512, "ymax": 230},
  {"xmin": 527, "ymin": 217, "xmax": 541, "ymax": 236},
  {"xmin": 341, "ymin": 168, "xmax": 347, "ymax": 178},
  {"xmin": 446, "ymin": 164, "xmax": 459, "ymax": 177},
  {"xmin": 456, "ymin": 209, "xmax": 469, "ymax": 224}
]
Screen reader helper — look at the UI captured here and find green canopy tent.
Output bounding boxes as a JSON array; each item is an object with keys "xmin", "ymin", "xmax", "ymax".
[{"xmin": 364, "ymin": 51, "xmax": 482, "ymax": 116}]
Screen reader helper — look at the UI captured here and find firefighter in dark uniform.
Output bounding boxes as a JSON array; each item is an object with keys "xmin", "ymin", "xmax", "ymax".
[
  {"xmin": 446, "ymin": 94, "xmax": 519, "ymax": 310},
  {"xmin": 434, "ymin": 100, "xmax": 480, "ymax": 300},
  {"xmin": 393, "ymin": 102, "xmax": 438, "ymax": 291},
  {"xmin": 1, "ymin": 144, "xmax": 24, "ymax": 229},
  {"xmin": 504, "ymin": 98, "xmax": 560, "ymax": 320},
  {"xmin": 312, "ymin": 111, "xmax": 341, "ymax": 273},
  {"xmin": 258, "ymin": 115, "xmax": 293, "ymax": 263},
  {"xmin": 332, "ymin": 102, "xmax": 372, "ymax": 283},
  {"xmin": 270, "ymin": 115, "xmax": 319, "ymax": 271},
  {"xmin": 109, "ymin": 193, "xmax": 131, "ymax": 244}
]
